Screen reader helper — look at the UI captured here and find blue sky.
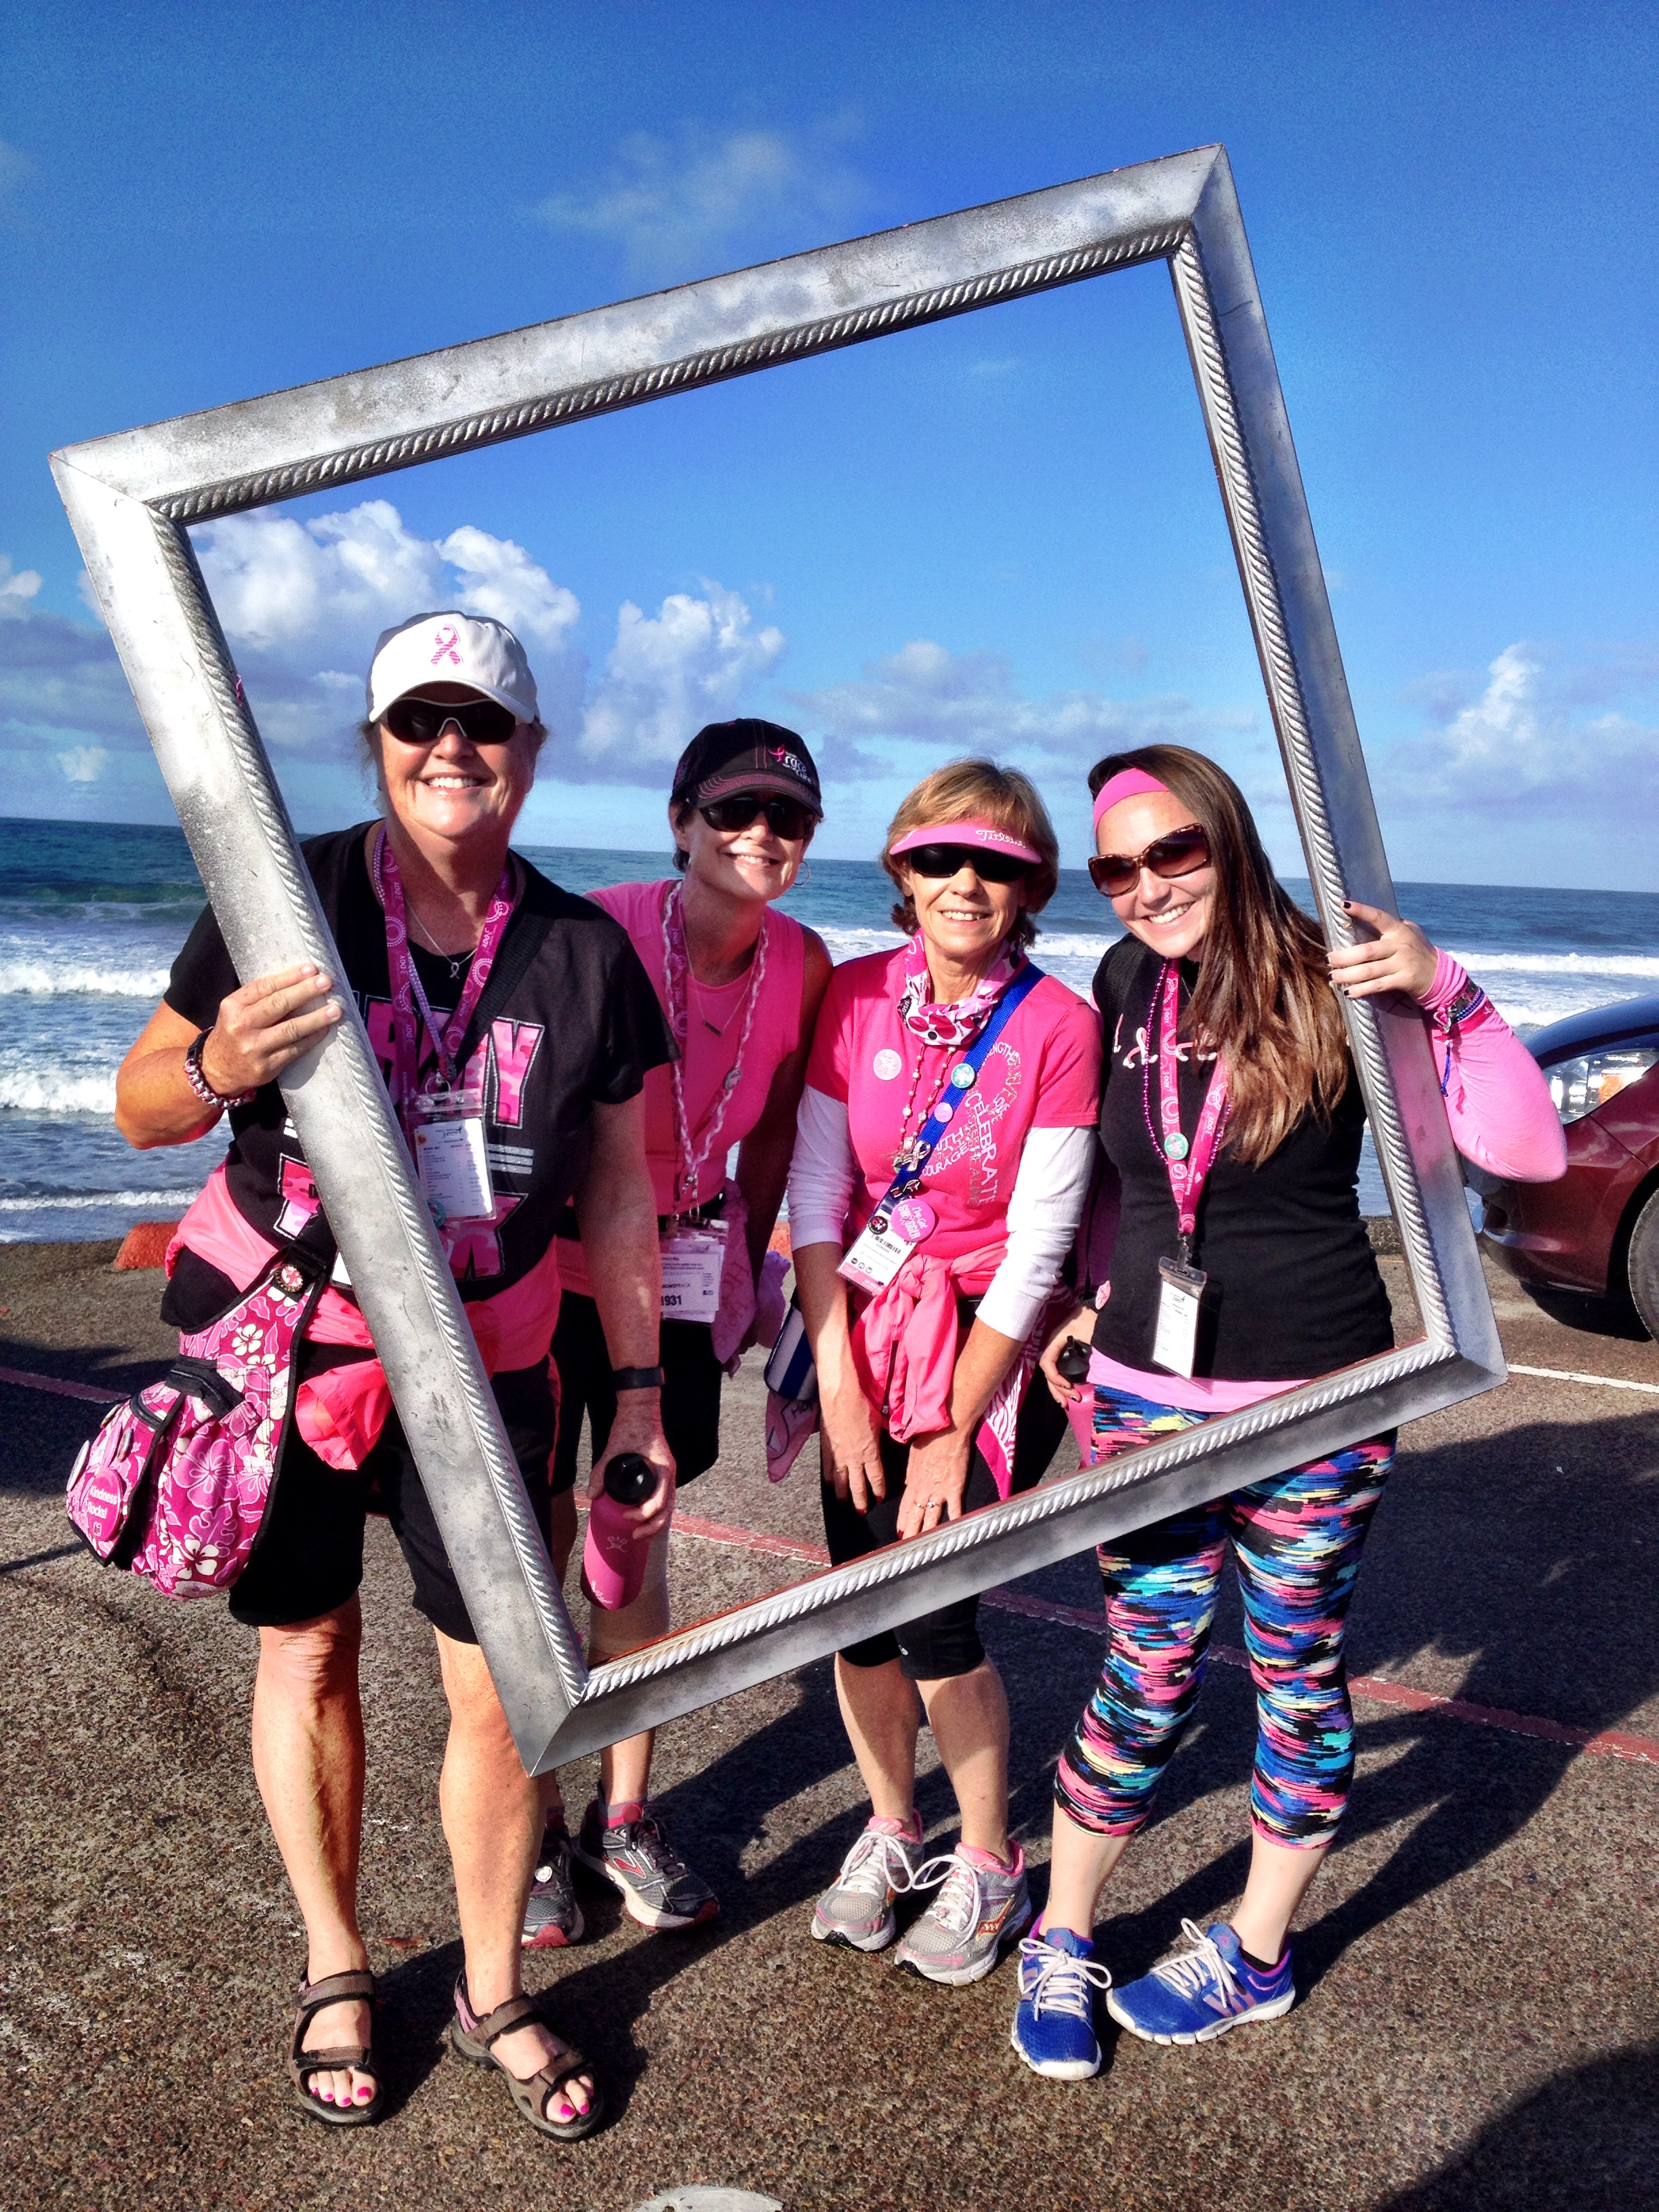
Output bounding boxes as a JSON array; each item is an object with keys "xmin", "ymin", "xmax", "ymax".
[{"xmin": 1, "ymin": 0, "xmax": 1655, "ymax": 886}]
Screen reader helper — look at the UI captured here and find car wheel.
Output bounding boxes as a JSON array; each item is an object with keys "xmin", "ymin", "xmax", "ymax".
[{"xmin": 1628, "ymin": 1186, "xmax": 1659, "ymax": 1342}]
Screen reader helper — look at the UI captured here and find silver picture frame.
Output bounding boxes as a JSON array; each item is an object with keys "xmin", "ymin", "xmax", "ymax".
[{"xmin": 52, "ymin": 143, "xmax": 1504, "ymax": 1773}]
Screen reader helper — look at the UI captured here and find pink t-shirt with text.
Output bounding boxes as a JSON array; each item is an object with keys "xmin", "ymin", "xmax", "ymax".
[
  {"xmin": 558, "ymin": 878, "xmax": 804, "ymax": 1298},
  {"xmin": 807, "ymin": 945, "xmax": 1101, "ymax": 1285}
]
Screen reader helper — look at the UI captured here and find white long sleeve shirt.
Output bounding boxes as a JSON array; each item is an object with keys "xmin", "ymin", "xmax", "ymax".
[{"xmin": 787, "ymin": 1084, "xmax": 1095, "ymax": 1343}]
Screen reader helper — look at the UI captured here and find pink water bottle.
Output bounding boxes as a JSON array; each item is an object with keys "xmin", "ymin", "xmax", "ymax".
[{"xmin": 581, "ymin": 1451, "xmax": 659, "ymax": 1610}]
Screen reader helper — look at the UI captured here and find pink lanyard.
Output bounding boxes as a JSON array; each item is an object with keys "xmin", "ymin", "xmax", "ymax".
[
  {"xmin": 1145, "ymin": 961, "xmax": 1231, "ymax": 1260},
  {"xmin": 372, "ymin": 829, "xmax": 516, "ymax": 1113}
]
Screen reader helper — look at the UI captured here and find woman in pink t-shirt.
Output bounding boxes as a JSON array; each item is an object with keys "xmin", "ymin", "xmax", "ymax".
[
  {"xmin": 528, "ymin": 719, "xmax": 832, "ymax": 1946},
  {"xmin": 787, "ymin": 759, "xmax": 1102, "ymax": 1988}
]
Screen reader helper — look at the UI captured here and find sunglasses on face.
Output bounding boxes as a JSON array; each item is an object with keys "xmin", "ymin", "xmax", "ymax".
[
  {"xmin": 900, "ymin": 841, "xmax": 1032, "ymax": 885},
  {"xmin": 699, "ymin": 792, "xmax": 817, "ymax": 840},
  {"xmin": 381, "ymin": 696, "xmax": 522, "ymax": 747},
  {"xmin": 1088, "ymin": 823, "xmax": 1211, "ymax": 898}
]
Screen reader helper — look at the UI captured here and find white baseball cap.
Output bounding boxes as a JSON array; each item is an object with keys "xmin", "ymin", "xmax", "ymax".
[{"xmin": 366, "ymin": 611, "xmax": 539, "ymax": 726}]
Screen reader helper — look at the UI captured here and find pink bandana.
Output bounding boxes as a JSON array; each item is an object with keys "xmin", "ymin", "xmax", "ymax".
[{"xmin": 896, "ymin": 931, "xmax": 1023, "ymax": 1048}]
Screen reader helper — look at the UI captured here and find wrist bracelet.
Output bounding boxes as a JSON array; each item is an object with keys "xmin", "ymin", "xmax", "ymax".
[
  {"xmin": 1435, "ymin": 977, "xmax": 1488, "ymax": 1029},
  {"xmin": 183, "ymin": 1027, "xmax": 256, "ymax": 1110},
  {"xmin": 611, "ymin": 1365, "xmax": 665, "ymax": 1393}
]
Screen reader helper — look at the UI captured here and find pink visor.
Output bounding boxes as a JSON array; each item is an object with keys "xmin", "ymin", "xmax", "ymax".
[
  {"xmin": 889, "ymin": 818, "xmax": 1043, "ymax": 865},
  {"xmin": 1092, "ymin": 767, "xmax": 1170, "ymax": 830}
]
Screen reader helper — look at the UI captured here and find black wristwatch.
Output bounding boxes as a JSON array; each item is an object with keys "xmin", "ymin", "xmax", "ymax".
[{"xmin": 611, "ymin": 1366, "xmax": 665, "ymax": 1393}]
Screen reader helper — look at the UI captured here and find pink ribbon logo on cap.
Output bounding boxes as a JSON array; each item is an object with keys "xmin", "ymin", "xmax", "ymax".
[{"xmin": 430, "ymin": 623, "xmax": 462, "ymax": 667}]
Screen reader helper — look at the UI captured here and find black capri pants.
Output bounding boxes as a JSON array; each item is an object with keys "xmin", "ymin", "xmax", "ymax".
[
  {"xmin": 821, "ymin": 1378, "xmax": 1066, "ymax": 1681},
  {"xmin": 229, "ymin": 1347, "xmax": 559, "ymax": 1643},
  {"xmin": 550, "ymin": 1288, "xmax": 724, "ymax": 1496}
]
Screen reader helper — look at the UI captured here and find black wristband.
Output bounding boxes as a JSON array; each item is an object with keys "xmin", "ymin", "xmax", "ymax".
[
  {"xmin": 611, "ymin": 1365, "xmax": 665, "ymax": 1393},
  {"xmin": 184, "ymin": 1026, "xmax": 256, "ymax": 1109}
]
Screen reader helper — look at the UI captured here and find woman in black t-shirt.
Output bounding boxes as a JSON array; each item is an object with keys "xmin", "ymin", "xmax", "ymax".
[
  {"xmin": 116, "ymin": 611, "xmax": 676, "ymax": 2140},
  {"xmin": 1007, "ymin": 743, "xmax": 1563, "ymax": 2081}
]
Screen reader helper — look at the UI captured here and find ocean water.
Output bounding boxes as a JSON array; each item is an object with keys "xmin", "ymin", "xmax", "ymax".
[{"xmin": 4, "ymin": 814, "xmax": 1656, "ymax": 1243}]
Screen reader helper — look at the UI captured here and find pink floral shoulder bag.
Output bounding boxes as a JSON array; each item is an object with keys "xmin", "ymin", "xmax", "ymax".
[{"xmin": 66, "ymin": 1239, "xmax": 330, "ymax": 1600}]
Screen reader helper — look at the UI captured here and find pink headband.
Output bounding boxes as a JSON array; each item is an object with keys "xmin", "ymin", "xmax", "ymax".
[
  {"xmin": 889, "ymin": 818, "xmax": 1044, "ymax": 866},
  {"xmin": 1092, "ymin": 767, "xmax": 1170, "ymax": 830}
]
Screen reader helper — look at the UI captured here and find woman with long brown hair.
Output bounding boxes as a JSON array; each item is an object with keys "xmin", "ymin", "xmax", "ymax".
[{"xmin": 1009, "ymin": 743, "xmax": 1564, "ymax": 2078}]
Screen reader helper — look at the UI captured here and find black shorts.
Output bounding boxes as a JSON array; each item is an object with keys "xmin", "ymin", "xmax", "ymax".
[
  {"xmin": 550, "ymin": 1289, "xmax": 723, "ymax": 1496},
  {"xmin": 821, "ymin": 1380, "xmax": 1067, "ymax": 1681},
  {"xmin": 229, "ymin": 1350, "xmax": 558, "ymax": 1643}
]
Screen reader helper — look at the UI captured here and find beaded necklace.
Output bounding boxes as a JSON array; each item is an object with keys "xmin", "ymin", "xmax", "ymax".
[{"xmin": 660, "ymin": 882, "xmax": 769, "ymax": 1214}]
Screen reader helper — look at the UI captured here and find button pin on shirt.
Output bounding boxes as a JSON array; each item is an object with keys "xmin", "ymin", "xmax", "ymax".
[{"xmin": 873, "ymin": 1048, "xmax": 903, "ymax": 1080}]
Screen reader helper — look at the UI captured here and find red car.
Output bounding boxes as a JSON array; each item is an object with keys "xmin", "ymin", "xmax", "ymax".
[{"xmin": 1469, "ymin": 991, "xmax": 1659, "ymax": 1336}]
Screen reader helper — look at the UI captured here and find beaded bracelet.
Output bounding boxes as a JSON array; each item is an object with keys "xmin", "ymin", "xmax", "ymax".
[{"xmin": 184, "ymin": 1027, "xmax": 256, "ymax": 1110}]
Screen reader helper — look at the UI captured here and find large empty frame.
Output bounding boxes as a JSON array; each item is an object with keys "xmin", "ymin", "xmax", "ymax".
[{"xmin": 52, "ymin": 144, "xmax": 1504, "ymax": 1773}]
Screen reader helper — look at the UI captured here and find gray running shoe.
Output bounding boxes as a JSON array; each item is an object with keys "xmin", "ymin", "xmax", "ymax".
[
  {"xmin": 810, "ymin": 1818, "xmax": 926, "ymax": 1952},
  {"xmin": 574, "ymin": 1801, "xmax": 719, "ymax": 1930},
  {"xmin": 520, "ymin": 1822, "xmax": 585, "ymax": 1949},
  {"xmin": 893, "ymin": 1843, "xmax": 1031, "ymax": 1986}
]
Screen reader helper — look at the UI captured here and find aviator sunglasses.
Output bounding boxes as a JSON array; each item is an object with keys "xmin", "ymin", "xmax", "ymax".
[
  {"xmin": 382, "ymin": 696, "xmax": 522, "ymax": 747},
  {"xmin": 699, "ymin": 792, "xmax": 818, "ymax": 840},
  {"xmin": 900, "ymin": 841, "xmax": 1033, "ymax": 884},
  {"xmin": 1088, "ymin": 823, "xmax": 1211, "ymax": 898}
]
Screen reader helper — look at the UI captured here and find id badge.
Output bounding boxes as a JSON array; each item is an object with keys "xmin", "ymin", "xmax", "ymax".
[
  {"xmin": 661, "ymin": 1221, "xmax": 726, "ymax": 1324},
  {"xmin": 838, "ymin": 1193, "xmax": 935, "ymax": 1296},
  {"xmin": 411, "ymin": 1091, "xmax": 493, "ymax": 1223},
  {"xmin": 1151, "ymin": 1256, "xmax": 1207, "ymax": 1378}
]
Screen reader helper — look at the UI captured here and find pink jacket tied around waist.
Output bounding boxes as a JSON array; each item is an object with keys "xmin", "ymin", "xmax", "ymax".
[
  {"xmin": 849, "ymin": 1238, "xmax": 1006, "ymax": 1446},
  {"xmin": 167, "ymin": 1165, "xmax": 560, "ymax": 1471}
]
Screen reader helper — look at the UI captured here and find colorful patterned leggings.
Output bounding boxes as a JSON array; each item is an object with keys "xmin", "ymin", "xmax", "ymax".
[{"xmin": 1054, "ymin": 1385, "xmax": 1395, "ymax": 1849}]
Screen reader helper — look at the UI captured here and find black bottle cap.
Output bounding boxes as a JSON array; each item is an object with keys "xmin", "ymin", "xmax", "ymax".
[
  {"xmin": 602, "ymin": 1451, "xmax": 657, "ymax": 1506},
  {"xmin": 1054, "ymin": 1336, "xmax": 1094, "ymax": 1384}
]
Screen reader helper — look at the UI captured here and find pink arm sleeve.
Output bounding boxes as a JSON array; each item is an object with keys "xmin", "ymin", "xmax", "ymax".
[{"xmin": 1420, "ymin": 956, "xmax": 1566, "ymax": 1183}]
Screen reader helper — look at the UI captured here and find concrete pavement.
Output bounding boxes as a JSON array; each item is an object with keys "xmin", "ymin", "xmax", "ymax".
[{"xmin": 2, "ymin": 1236, "xmax": 1656, "ymax": 2211}]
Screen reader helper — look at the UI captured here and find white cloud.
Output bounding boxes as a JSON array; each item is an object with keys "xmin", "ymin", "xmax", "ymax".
[
  {"xmin": 0, "ymin": 556, "xmax": 41, "ymax": 618},
  {"xmin": 576, "ymin": 584, "xmax": 786, "ymax": 777},
  {"xmin": 56, "ymin": 745, "xmax": 109, "ymax": 783},
  {"xmin": 788, "ymin": 638, "xmax": 1256, "ymax": 778},
  {"xmin": 537, "ymin": 120, "xmax": 866, "ymax": 279},
  {"xmin": 190, "ymin": 500, "xmax": 586, "ymax": 747},
  {"xmin": 1382, "ymin": 641, "xmax": 1659, "ymax": 817}
]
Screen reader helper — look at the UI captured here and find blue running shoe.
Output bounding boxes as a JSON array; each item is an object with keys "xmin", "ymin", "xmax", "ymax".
[
  {"xmin": 1105, "ymin": 1919, "xmax": 1294, "ymax": 2046},
  {"xmin": 1009, "ymin": 1927, "xmax": 1113, "ymax": 2080}
]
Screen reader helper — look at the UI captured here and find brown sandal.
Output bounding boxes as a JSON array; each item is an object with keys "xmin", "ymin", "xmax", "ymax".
[
  {"xmin": 449, "ymin": 1977, "xmax": 603, "ymax": 2142},
  {"xmin": 289, "ymin": 1969, "xmax": 383, "ymax": 2127}
]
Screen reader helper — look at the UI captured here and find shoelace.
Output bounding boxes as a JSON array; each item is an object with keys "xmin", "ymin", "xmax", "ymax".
[
  {"xmin": 626, "ymin": 1816, "xmax": 690, "ymax": 1883},
  {"xmin": 908, "ymin": 1852, "xmax": 987, "ymax": 1935},
  {"xmin": 837, "ymin": 1828, "xmax": 922, "ymax": 1901},
  {"xmin": 1017, "ymin": 1936, "xmax": 1113, "ymax": 2019},
  {"xmin": 1151, "ymin": 1919, "xmax": 1242, "ymax": 2008}
]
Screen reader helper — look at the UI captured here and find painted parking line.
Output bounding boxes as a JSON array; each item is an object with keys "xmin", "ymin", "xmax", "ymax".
[
  {"xmin": 7, "ymin": 1361, "xmax": 1658, "ymax": 1769},
  {"xmin": 669, "ymin": 1516, "xmax": 1659, "ymax": 1771},
  {"xmin": 1508, "ymin": 1363, "xmax": 1659, "ymax": 1395}
]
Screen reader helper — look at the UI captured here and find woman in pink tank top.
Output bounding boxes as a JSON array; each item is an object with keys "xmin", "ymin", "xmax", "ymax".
[{"xmin": 529, "ymin": 720, "xmax": 832, "ymax": 1944}]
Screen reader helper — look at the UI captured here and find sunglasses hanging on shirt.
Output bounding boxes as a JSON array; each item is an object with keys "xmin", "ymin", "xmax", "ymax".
[
  {"xmin": 899, "ymin": 841, "xmax": 1033, "ymax": 885},
  {"xmin": 381, "ymin": 696, "xmax": 523, "ymax": 747},
  {"xmin": 1088, "ymin": 823, "xmax": 1211, "ymax": 897}
]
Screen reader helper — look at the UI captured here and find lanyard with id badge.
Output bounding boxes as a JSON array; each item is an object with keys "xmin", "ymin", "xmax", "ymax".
[
  {"xmin": 657, "ymin": 886, "xmax": 769, "ymax": 1324},
  {"xmin": 838, "ymin": 961, "xmax": 1044, "ymax": 1296},
  {"xmin": 1145, "ymin": 960, "xmax": 1231, "ymax": 1378},
  {"xmin": 374, "ymin": 830, "xmax": 517, "ymax": 1226}
]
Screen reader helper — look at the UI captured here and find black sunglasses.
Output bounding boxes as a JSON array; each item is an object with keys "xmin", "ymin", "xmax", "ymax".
[
  {"xmin": 699, "ymin": 792, "xmax": 818, "ymax": 840},
  {"xmin": 382, "ymin": 696, "xmax": 521, "ymax": 747},
  {"xmin": 1088, "ymin": 823, "xmax": 1211, "ymax": 897},
  {"xmin": 899, "ymin": 841, "xmax": 1032, "ymax": 885}
]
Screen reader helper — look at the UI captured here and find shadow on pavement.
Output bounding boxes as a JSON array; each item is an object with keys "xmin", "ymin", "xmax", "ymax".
[{"xmin": 1372, "ymin": 2037, "xmax": 1659, "ymax": 2209}]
